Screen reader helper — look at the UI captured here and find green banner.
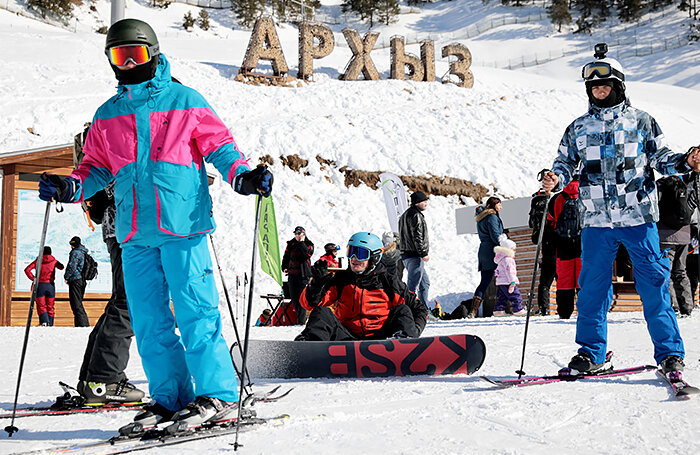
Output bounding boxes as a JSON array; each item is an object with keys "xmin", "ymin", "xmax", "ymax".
[{"xmin": 257, "ymin": 195, "xmax": 283, "ymax": 287}]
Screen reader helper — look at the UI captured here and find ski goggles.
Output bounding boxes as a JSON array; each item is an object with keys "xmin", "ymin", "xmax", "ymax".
[
  {"xmin": 581, "ymin": 61, "xmax": 625, "ymax": 81},
  {"xmin": 347, "ymin": 245, "xmax": 381, "ymax": 261},
  {"xmin": 107, "ymin": 44, "xmax": 154, "ymax": 67}
]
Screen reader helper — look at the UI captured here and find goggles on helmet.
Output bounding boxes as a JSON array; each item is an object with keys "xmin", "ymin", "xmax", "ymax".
[
  {"xmin": 581, "ymin": 61, "xmax": 625, "ymax": 82},
  {"xmin": 347, "ymin": 245, "xmax": 380, "ymax": 261},
  {"xmin": 107, "ymin": 44, "xmax": 153, "ymax": 67}
]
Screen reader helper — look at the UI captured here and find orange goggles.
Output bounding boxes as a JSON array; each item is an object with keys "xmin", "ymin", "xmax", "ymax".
[{"xmin": 107, "ymin": 44, "xmax": 152, "ymax": 66}]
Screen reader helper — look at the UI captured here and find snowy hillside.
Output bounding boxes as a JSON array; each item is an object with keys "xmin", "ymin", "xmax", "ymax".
[{"xmin": 1, "ymin": 0, "xmax": 700, "ymax": 453}]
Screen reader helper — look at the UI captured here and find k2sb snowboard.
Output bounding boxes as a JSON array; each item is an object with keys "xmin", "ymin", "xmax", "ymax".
[{"xmin": 234, "ymin": 334, "xmax": 486, "ymax": 379}]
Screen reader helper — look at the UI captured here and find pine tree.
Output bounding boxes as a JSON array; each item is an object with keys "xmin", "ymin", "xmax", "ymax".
[
  {"xmin": 618, "ymin": 0, "xmax": 643, "ymax": 22},
  {"xmin": 27, "ymin": 0, "xmax": 73, "ymax": 19},
  {"xmin": 151, "ymin": 0, "xmax": 171, "ymax": 9},
  {"xmin": 595, "ymin": 0, "xmax": 612, "ymax": 23},
  {"xmin": 231, "ymin": 0, "xmax": 266, "ymax": 28},
  {"xmin": 198, "ymin": 10, "xmax": 211, "ymax": 31},
  {"xmin": 547, "ymin": 0, "xmax": 571, "ymax": 32},
  {"xmin": 183, "ymin": 11, "xmax": 196, "ymax": 31},
  {"xmin": 377, "ymin": 0, "xmax": 400, "ymax": 25},
  {"xmin": 341, "ymin": 0, "xmax": 378, "ymax": 27}
]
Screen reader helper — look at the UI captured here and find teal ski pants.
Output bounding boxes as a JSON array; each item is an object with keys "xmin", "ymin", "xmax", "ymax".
[{"xmin": 121, "ymin": 235, "xmax": 238, "ymax": 411}]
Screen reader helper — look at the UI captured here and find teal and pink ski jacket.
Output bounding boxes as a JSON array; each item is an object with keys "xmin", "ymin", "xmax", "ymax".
[{"xmin": 70, "ymin": 55, "xmax": 250, "ymax": 247}]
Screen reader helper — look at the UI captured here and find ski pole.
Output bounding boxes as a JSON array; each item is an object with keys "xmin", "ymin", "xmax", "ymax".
[
  {"xmin": 235, "ymin": 275, "xmax": 240, "ymax": 321},
  {"xmin": 242, "ymin": 273, "xmax": 248, "ymax": 324},
  {"xmin": 694, "ymin": 169, "xmax": 700, "ymax": 309},
  {"xmin": 233, "ymin": 195, "xmax": 263, "ymax": 451},
  {"xmin": 208, "ymin": 235, "xmax": 252, "ymax": 392},
  {"xmin": 4, "ymin": 200, "xmax": 52, "ymax": 437},
  {"xmin": 516, "ymin": 170, "xmax": 553, "ymax": 379}
]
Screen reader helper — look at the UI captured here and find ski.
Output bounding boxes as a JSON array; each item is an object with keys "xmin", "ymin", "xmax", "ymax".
[
  {"xmin": 248, "ymin": 386, "xmax": 294, "ymax": 405},
  {"xmin": 656, "ymin": 370, "xmax": 700, "ymax": 400},
  {"xmin": 0, "ymin": 382, "xmax": 145, "ymax": 420},
  {"xmin": 482, "ymin": 364, "xmax": 658, "ymax": 388},
  {"xmin": 15, "ymin": 414, "xmax": 289, "ymax": 455}
]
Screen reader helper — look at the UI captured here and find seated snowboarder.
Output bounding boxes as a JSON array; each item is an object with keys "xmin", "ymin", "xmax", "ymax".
[{"xmin": 295, "ymin": 232, "xmax": 428, "ymax": 341}]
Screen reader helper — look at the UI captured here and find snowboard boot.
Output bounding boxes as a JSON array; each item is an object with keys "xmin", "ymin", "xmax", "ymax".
[
  {"xmin": 80, "ymin": 379, "xmax": 146, "ymax": 405},
  {"xmin": 567, "ymin": 352, "xmax": 613, "ymax": 374},
  {"xmin": 166, "ymin": 396, "xmax": 239, "ymax": 432},
  {"xmin": 38, "ymin": 312, "xmax": 50, "ymax": 326},
  {"xmin": 468, "ymin": 296, "xmax": 482, "ymax": 319},
  {"xmin": 119, "ymin": 402, "xmax": 176, "ymax": 436},
  {"xmin": 659, "ymin": 355, "xmax": 685, "ymax": 375}
]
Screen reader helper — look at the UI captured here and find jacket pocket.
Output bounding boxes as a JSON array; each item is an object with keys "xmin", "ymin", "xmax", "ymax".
[
  {"xmin": 114, "ymin": 179, "xmax": 137, "ymax": 243},
  {"xmin": 152, "ymin": 162, "xmax": 212, "ymax": 236}
]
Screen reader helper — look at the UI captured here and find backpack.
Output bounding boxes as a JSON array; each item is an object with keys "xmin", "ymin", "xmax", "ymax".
[
  {"xmin": 528, "ymin": 193, "xmax": 548, "ymax": 244},
  {"xmin": 555, "ymin": 194, "xmax": 581, "ymax": 239},
  {"xmin": 82, "ymin": 253, "xmax": 98, "ymax": 281},
  {"xmin": 657, "ymin": 176, "xmax": 692, "ymax": 229}
]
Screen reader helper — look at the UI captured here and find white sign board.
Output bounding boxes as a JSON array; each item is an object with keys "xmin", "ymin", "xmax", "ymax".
[{"xmin": 455, "ymin": 197, "xmax": 532, "ymax": 235}]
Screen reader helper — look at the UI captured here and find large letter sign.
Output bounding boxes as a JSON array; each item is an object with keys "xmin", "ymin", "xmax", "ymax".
[
  {"xmin": 298, "ymin": 22, "xmax": 335, "ymax": 81},
  {"xmin": 339, "ymin": 28, "xmax": 381, "ymax": 81},
  {"xmin": 441, "ymin": 43, "xmax": 474, "ymax": 88},
  {"xmin": 241, "ymin": 16, "xmax": 289, "ymax": 76}
]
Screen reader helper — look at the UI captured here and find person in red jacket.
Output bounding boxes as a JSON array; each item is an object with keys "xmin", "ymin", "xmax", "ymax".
[
  {"xmin": 295, "ymin": 232, "xmax": 428, "ymax": 341},
  {"xmin": 24, "ymin": 246, "xmax": 64, "ymax": 326},
  {"xmin": 548, "ymin": 179, "xmax": 582, "ymax": 319},
  {"xmin": 316, "ymin": 243, "xmax": 340, "ymax": 269}
]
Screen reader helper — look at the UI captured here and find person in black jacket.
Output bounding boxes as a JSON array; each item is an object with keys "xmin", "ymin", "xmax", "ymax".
[
  {"xmin": 399, "ymin": 191, "xmax": 431, "ymax": 310},
  {"xmin": 282, "ymin": 226, "xmax": 314, "ymax": 325}
]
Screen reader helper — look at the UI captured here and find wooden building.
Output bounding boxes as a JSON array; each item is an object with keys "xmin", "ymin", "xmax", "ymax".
[
  {"xmin": 0, "ymin": 143, "xmax": 110, "ymax": 326},
  {"xmin": 456, "ymin": 199, "xmax": 647, "ymax": 316}
]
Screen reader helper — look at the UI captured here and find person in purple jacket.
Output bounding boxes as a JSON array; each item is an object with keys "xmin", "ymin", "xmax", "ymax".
[{"xmin": 38, "ymin": 19, "xmax": 272, "ymax": 433}]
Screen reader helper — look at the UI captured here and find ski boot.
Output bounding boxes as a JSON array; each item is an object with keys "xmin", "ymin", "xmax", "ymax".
[
  {"xmin": 565, "ymin": 351, "xmax": 613, "ymax": 375},
  {"xmin": 119, "ymin": 402, "xmax": 177, "ymax": 437},
  {"xmin": 165, "ymin": 396, "xmax": 248, "ymax": 434},
  {"xmin": 659, "ymin": 355, "xmax": 685, "ymax": 375},
  {"xmin": 79, "ymin": 379, "xmax": 145, "ymax": 405}
]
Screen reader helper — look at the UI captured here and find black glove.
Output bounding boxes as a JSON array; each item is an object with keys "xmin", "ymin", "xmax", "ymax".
[
  {"xmin": 233, "ymin": 165, "xmax": 273, "ymax": 197},
  {"xmin": 305, "ymin": 260, "xmax": 333, "ymax": 307},
  {"xmin": 311, "ymin": 260, "xmax": 329, "ymax": 282},
  {"xmin": 39, "ymin": 173, "xmax": 77, "ymax": 203}
]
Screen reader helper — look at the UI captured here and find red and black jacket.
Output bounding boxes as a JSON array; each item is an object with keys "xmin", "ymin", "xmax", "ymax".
[
  {"xmin": 281, "ymin": 238, "xmax": 314, "ymax": 278},
  {"xmin": 300, "ymin": 263, "xmax": 427, "ymax": 338},
  {"xmin": 315, "ymin": 253, "xmax": 339, "ymax": 269}
]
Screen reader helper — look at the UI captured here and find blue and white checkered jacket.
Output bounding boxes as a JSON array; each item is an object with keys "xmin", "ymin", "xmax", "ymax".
[{"xmin": 552, "ymin": 101, "xmax": 691, "ymax": 229}]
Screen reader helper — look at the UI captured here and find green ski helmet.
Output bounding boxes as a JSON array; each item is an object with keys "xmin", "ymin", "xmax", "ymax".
[{"xmin": 105, "ymin": 18, "xmax": 160, "ymax": 58}]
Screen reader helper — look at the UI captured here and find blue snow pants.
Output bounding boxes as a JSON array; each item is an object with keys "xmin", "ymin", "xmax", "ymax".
[
  {"xmin": 577, "ymin": 223, "xmax": 684, "ymax": 364},
  {"xmin": 121, "ymin": 235, "xmax": 238, "ymax": 411}
]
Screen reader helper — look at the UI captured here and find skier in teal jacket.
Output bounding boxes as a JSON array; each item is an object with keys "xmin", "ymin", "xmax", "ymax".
[{"xmin": 38, "ymin": 19, "xmax": 272, "ymax": 432}]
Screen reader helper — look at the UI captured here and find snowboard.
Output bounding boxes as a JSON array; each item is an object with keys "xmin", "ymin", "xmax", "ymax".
[{"xmin": 234, "ymin": 334, "xmax": 486, "ymax": 379}]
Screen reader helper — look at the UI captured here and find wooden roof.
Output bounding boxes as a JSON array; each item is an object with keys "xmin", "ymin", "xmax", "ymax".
[{"xmin": 0, "ymin": 143, "xmax": 75, "ymax": 176}]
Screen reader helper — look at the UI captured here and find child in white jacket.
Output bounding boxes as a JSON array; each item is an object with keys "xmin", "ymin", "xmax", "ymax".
[{"xmin": 493, "ymin": 238, "xmax": 526, "ymax": 316}]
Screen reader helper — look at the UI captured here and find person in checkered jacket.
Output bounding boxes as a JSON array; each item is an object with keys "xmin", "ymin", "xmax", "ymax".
[{"xmin": 541, "ymin": 49, "xmax": 700, "ymax": 376}]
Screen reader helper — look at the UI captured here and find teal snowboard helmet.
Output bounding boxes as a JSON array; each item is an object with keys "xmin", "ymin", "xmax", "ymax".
[{"xmin": 347, "ymin": 232, "xmax": 384, "ymax": 273}]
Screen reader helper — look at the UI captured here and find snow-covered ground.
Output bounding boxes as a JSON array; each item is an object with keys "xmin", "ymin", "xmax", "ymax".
[{"xmin": 1, "ymin": 0, "xmax": 700, "ymax": 453}]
